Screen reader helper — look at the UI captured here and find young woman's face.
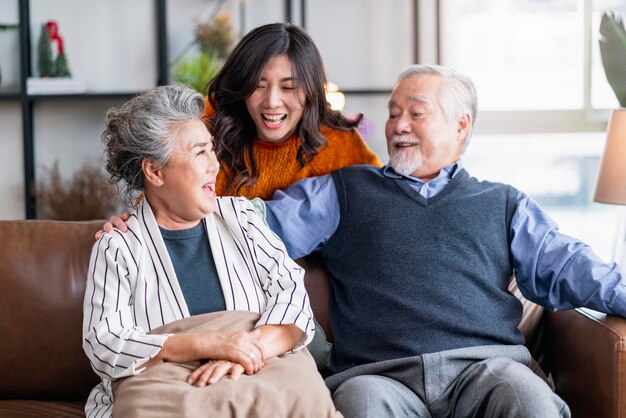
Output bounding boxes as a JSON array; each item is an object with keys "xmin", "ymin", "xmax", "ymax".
[{"xmin": 245, "ymin": 54, "xmax": 306, "ymax": 143}]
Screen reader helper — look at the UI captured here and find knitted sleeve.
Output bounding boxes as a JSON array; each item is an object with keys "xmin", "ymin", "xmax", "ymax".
[{"xmin": 310, "ymin": 126, "xmax": 383, "ymax": 176}]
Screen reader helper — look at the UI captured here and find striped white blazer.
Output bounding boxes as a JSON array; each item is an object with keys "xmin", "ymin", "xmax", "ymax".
[{"xmin": 82, "ymin": 197, "xmax": 314, "ymax": 418}]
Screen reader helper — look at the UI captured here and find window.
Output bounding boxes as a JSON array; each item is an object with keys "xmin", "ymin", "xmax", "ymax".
[
  {"xmin": 442, "ymin": 0, "xmax": 584, "ymax": 111},
  {"xmin": 439, "ymin": 0, "xmax": 626, "ymax": 262}
]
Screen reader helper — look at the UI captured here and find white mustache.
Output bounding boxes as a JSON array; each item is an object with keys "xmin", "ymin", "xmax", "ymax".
[{"xmin": 391, "ymin": 135, "xmax": 420, "ymax": 146}]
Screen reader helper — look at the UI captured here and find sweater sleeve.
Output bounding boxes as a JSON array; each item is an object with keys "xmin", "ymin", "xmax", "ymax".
[
  {"xmin": 312, "ymin": 126, "xmax": 383, "ymax": 175},
  {"xmin": 82, "ymin": 232, "xmax": 169, "ymax": 380}
]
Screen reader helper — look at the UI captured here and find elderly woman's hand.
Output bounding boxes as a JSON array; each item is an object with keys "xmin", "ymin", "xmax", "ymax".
[
  {"xmin": 201, "ymin": 328, "xmax": 266, "ymax": 375},
  {"xmin": 94, "ymin": 212, "xmax": 130, "ymax": 240},
  {"xmin": 187, "ymin": 360, "xmax": 246, "ymax": 386}
]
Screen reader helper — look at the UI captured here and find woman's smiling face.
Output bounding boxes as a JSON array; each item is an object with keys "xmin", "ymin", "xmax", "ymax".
[
  {"xmin": 148, "ymin": 119, "xmax": 220, "ymax": 230},
  {"xmin": 245, "ymin": 54, "xmax": 306, "ymax": 143}
]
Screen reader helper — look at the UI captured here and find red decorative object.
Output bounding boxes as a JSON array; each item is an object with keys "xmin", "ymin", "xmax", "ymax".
[{"xmin": 46, "ymin": 21, "xmax": 64, "ymax": 56}]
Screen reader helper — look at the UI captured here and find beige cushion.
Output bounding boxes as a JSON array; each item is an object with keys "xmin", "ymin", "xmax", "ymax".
[{"xmin": 112, "ymin": 311, "xmax": 342, "ymax": 418}]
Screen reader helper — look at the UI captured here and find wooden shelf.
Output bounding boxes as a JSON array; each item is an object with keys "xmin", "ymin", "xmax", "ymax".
[
  {"xmin": 15, "ymin": 0, "xmax": 168, "ymax": 219},
  {"xmin": 27, "ymin": 92, "xmax": 142, "ymax": 101},
  {"xmin": 0, "ymin": 93, "xmax": 21, "ymax": 101}
]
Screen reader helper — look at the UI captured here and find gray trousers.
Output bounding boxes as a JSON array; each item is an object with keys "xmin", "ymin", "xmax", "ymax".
[{"xmin": 326, "ymin": 345, "xmax": 570, "ymax": 418}]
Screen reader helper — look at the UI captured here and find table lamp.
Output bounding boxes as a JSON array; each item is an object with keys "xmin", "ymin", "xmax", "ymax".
[
  {"xmin": 325, "ymin": 82, "xmax": 345, "ymax": 111},
  {"xmin": 593, "ymin": 109, "xmax": 626, "ymax": 264}
]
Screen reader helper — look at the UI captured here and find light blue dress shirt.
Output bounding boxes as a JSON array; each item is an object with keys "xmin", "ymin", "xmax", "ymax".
[{"xmin": 262, "ymin": 161, "xmax": 626, "ymax": 316}]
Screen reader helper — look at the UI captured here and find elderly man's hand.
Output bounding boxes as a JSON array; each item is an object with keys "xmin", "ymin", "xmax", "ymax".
[{"xmin": 95, "ymin": 212, "xmax": 130, "ymax": 239}]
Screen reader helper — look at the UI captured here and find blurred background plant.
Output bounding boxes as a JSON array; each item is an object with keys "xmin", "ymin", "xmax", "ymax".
[
  {"xmin": 171, "ymin": 11, "xmax": 235, "ymax": 94},
  {"xmin": 599, "ymin": 11, "xmax": 626, "ymax": 107},
  {"xmin": 196, "ymin": 12, "xmax": 235, "ymax": 59},
  {"xmin": 172, "ymin": 50, "xmax": 221, "ymax": 94},
  {"xmin": 35, "ymin": 161, "xmax": 124, "ymax": 220},
  {"xmin": 37, "ymin": 23, "xmax": 54, "ymax": 77}
]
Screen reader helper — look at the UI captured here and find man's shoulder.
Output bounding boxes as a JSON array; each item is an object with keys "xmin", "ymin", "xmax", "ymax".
[
  {"xmin": 461, "ymin": 172, "xmax": 519, "ymax": 205},
  {"xmin": 467, "ymin": 174, "xmax": 518, "ymax": 194},
  {"xmin": 332, "ymin": 164, "xmax": 386, "ymax": 183},
  {"xmin": 334, "ymin": 164, "xmax": 382, "ymax": 175},
  {"xmin": 330, "ymin": 165, "xmax": 386, "ymax": 194}
]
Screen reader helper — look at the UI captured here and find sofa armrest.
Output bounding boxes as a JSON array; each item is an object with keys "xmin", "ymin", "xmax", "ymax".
[{"xmin": 544, "ymin": 308, "xmax": 626, "ymax": 418}]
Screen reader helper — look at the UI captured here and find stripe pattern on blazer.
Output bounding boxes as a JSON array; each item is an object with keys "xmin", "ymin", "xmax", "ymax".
[{"xmin": 82, "ymin": 197, "xmax": 314, "ymax": 418}]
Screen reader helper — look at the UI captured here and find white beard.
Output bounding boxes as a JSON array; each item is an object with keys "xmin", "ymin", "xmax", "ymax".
[{"xmin": 389, "ymin": 135, "xmax": 422, "ymax": 176}]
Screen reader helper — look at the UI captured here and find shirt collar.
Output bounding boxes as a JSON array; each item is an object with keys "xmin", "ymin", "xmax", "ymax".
[{"xmin": 381, "ymin": 160, "xmax": 463, "ymax": 184}]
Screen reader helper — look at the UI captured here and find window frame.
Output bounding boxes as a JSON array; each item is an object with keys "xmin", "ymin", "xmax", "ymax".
[{"xmin": 430, "ymin": 0, "xmax": 611, "ymax": 135}]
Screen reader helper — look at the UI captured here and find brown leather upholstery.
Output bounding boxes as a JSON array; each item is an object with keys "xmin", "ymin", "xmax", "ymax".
[
  {"xmin": 1, "ymin": 220, "xmax": 625, "ymax": 417},
  {"xmin": 545, "ymin": 308, "xmax": 626, "ymax": 418},
  {"xmin": 508, "ymin": 277, "xmax": 547, "ymax": 365},
  {"xmin": 298, "ymin": 252, "xmax": 333, "ymax": 341},
  {"xmin": 0, "ymin": 221, "xmax": 102, "ymax": 417},
  {"xmin": 0, "ymin": 401, "xmax": 85, "ymax": 418}
]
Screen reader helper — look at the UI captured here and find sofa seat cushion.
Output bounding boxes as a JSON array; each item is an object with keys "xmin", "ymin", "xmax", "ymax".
[{"xmin": 0, "ymin": 400, "xmax": 85, "ymax": 418}]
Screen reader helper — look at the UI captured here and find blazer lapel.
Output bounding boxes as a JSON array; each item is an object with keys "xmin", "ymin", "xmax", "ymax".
[
  {"xmin": 137, "ymin": 200, "xmax": 189, "ymax": 319},
  {"xmin": 204, "ymin": 213, "xmax": 237, "ymax": 311}
]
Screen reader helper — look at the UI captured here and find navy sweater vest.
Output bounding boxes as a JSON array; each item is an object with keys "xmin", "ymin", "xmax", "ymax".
[{"xmin": 321, "ymin": 165, "xmax": 524, "ymax": 373}]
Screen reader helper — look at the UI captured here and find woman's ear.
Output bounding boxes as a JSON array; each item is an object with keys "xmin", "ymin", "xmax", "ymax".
[{"xmin": 142, "ymin": 159, "xmax": 164, "ymax": 187}]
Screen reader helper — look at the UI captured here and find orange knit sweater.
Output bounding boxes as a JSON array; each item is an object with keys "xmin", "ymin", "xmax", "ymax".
[{"xmin": 204, "ymin": 99, "xmax": 382, "ymax": 200}]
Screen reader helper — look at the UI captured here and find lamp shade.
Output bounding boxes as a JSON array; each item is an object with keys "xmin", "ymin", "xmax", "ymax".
[{"xmin": 594, "ymin": 109, "xmax": 626, "ymax": 205}]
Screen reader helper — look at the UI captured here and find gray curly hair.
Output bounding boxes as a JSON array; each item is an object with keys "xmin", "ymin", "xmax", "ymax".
[{"xmin": 101, "ymin": 84, "xmax": 205, "ymax": 207}]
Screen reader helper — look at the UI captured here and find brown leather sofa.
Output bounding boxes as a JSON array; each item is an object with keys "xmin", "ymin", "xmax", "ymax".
[{"xmin": 0, "ymin": 220, "xmax": 625, "ymax": 418}]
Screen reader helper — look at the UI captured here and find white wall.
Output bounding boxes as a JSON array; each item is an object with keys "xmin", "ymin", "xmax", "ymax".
[
  {"xmin": 0, "ymin": 0, "xmax": 22, "ymax": 218},
  {"xmin": 29, "ymin": 0, "xmax": 157, "ymax": 92},
  {"xmin": 342, "ymin": 95, "xmax": 389, "ymax": 160},
  {"xmin": 0, "ymin": 104, "xmax": 24, "ymax": 219},
  {"xmin": 307, "ymin": 0, "xmax": 414, "ymax": 90},
  {"xmin": 33, "ymin": 99, "xmax": 124, "ymax": 177}
]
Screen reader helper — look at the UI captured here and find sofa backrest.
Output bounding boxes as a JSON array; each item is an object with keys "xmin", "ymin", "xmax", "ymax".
[
  {"xmin": 0, "ymin": 220, "xmax": 546, "ymax": 402},
  {"xmin": 0, "ymin": 220, "xmax": 102, "ymax": 401}
]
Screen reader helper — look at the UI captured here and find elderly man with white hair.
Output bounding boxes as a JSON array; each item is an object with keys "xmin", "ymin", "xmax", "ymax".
[{"xmin": 258, "ymin": 64, "xmax": 626, "ymax": 418}]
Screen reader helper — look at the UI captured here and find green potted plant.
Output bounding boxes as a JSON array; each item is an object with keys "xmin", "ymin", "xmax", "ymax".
[
  {"xmin": 196, "ymin": 12, "xmax": 235, "ymax": 59},
  {"xmin": 599, "ymin": 12, "xmax": 626, "ymax": 107},
  {"xmin": 171, "ymin": 50, "xmax": 221, "ymax": 94},
  {"xmin": 171, "ymin": 12, "xmax": 235, "ymax": 94}
]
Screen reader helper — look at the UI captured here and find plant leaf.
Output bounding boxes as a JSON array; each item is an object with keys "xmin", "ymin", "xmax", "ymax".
[
  {"xmin": 171, "ymin": 51, "xmax": 222, "ymax": 95},
  {"xmin": 599, "ymin": 12, "xmax": 626, "ymax": 107}
]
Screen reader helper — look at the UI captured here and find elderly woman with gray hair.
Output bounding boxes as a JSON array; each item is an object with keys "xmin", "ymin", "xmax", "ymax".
[{"xmin": 82, "ymin": 84, "xmax": 337, "ymax": 418}]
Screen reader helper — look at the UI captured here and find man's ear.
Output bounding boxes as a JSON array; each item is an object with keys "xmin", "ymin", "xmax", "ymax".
[
  {"xmin": 457, "ymin": 113, "xmax": 471, "ymax": 142},
  {"xmin": 142, "ymin": 159, "xmax": 164, "ymax": 187}
]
